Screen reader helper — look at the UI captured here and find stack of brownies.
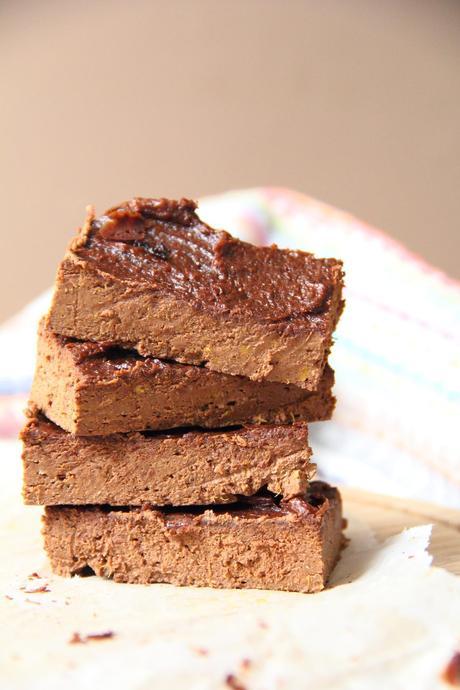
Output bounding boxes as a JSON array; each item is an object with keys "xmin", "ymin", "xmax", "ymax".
[{"xmin": 21, "ymin": 198, "xmax": 344, "ymax": 593}]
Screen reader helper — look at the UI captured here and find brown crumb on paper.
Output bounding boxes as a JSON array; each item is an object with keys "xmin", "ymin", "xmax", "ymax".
[
  {"xmin": 443, "ymin": 652, "xmax": 460, "ymax": 686},
  {"xmin": 225, "ymin": 674, "xmax": 246, "ymax": 690},
  {"xmin": 69, "ymin": 632, "xmax": 84, "ymax": 645},
  {"xmin": 193, "ymin": 647, "xmax": 209, "ymax": 656},
  {"xmin": 240, "ymin": 658, "xmax": 252, "ymax": 670},
  {"xmin": 86, "ymin": 631, "xmax": 115, "ymax": 641},
  {"xmin": 69, "ymin": 631, "xmax": 115, "ymax": 644},
  {"xmin": 22, "ymin": 583, "xmax": 50, "ymax": 594},
  {"xmin": 20, "ymin": 573, "xmax": 50, "ymax": 594}
]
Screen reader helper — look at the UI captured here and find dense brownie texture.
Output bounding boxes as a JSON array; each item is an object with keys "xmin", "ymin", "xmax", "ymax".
[
  {"xmin": 43, "ymin": 482, "xmax": 343, "ymax": 592},
  {"xmin": 22, "ymin": 411, "xmax": 314, "ymax": 506},
  {"xmin": 31, "ymin": 321, "xmax": 335, "ymax": 436},
  {"xmin": 47, "ymin": 198, "xmax": 344, "ymax": 388}
]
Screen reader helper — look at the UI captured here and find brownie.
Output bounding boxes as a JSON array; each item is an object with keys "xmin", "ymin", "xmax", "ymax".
[
  {"xmin": 22, "ymin": 411, "xmax": 314, "ymax": 506},
  {"xmin": 43, "ymin": 482, "xmax": 343, "ymax": 592},
  {"xmin": 31, "ymin": 320, "xmax": 335, "ymax": 436},
  {"xmin": 47, "ymin": 198, "xmax": 344, "ymax": 389}
]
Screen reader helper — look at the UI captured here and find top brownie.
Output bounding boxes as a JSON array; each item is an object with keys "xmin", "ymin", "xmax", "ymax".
[{"xmin": 47, "ymin": 198, "xmax": 344, "ymax": 388}]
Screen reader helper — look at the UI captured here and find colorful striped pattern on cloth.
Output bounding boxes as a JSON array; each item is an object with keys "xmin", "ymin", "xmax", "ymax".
[{"xmin": 2, "ymin": 188, "xmax": 459, "ymax": 507}]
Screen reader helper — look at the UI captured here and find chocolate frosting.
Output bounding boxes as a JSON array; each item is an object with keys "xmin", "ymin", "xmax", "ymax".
[{"xmin": 74, "ymin": 198, "xmax": 341, "ymax": 325}]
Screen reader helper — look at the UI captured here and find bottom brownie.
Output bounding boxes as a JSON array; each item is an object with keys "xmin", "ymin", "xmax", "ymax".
[{"xmin": 43, "ymin": 482, "xmax": 343, "ymax": 593}]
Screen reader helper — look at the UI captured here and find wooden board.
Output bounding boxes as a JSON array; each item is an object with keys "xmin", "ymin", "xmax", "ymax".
[{"xmin": 341, "ymin": 487, "xmax": 460, "ymax": 576}]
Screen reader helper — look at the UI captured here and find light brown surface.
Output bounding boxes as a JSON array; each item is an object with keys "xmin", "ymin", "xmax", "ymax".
[
  {"xmin": 1, "ymin": 1, "xmax": 459, "ymax": 323},
  {"xmin": 31, "ymin": 323, "xmax": 335, "ymax": 435},
  {"xmin": 42, "ymin": 482, "xmax": 343, "ymax": 592},
  {"xmin": 340, "ymin": 487, "xmax": 460, "ymax": 576},
  {"xmin": 22, "ymin": 414, "xmax": 313, "ymax": 506}
]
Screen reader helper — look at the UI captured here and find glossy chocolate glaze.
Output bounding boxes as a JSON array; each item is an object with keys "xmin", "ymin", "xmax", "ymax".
[
  {"xmin": 143, "ymin": 481, "xmax": 333, "ymax": 527},
  {"xmin": 63, "ymin": 338, "xmax": 117, "ymax": 364},
  {"xmin": 74, "ymin": 198, "xmax": 342, "ymax": 325},
  {"xmin": 59, "ymin": 333, "xmax": 160, "ymax": 377}
]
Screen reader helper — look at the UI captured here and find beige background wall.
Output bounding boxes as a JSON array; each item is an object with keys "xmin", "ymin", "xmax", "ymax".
[{"xmin": 1, "ymin": 0, "xmax": 459, "ymax": 322}]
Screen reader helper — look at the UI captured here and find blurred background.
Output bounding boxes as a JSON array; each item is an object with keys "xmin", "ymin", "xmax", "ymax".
[{"xmin": 1, "ymin": 0, "xmax": 459, "ymax": 322}]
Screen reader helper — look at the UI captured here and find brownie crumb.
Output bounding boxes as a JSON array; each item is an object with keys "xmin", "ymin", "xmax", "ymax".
[
  {"xmin": 443, "ymin": 652, "xmax": 460, "ymax": 686},
  {"xmin": 193, "ymin": 648, "xmax": 209, "ymax": 656},
  {"xmin": 225, "ymin": 674, "xmax": 246, "ymax": 690},
  {"xmin": 86, "ymin": 631, "xmax": 115, "ymax": 641},
  {"xmin": 21, "ymin": 583, "xmax": 50, "ymax": 594},
  {"xmin": 240, "ymin": 658, "xmax": 252, "ymax": 670},
  {"xmin": 69, "ymin": 632, "xmax": 84, "ymax": 644},
  {"xmin": 69, "ymin": 630, "xmax": 115, "ymax": 644},
  {"xmin": 20, "ymin": 572, "xmax": 50, "ymax": 594}
]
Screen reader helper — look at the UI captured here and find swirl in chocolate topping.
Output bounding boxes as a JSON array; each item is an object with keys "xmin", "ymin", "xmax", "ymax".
[{"xmin": 75, "ymin": 197, "xmax": 340, "ymax": 325}]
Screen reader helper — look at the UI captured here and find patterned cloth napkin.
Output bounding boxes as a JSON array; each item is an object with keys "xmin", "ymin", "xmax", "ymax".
[{"xmin": 2, "ymin": 188, "xmax": 459, "ymax": 507}]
